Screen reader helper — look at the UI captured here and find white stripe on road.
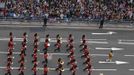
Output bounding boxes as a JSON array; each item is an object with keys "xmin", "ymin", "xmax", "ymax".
[
  {"xmin": 124, "ymin": 55, "xmax": 134, "ymax": 57},
  {"xmin": 95, "ymin": 47, "xmax": 124, "ymax": 51},
  {"xmin": 99, "ymin": 61, "xmax": 129, "ymax": 65},
  {"xmin": 81, "ymin": 39, "xmax": 107, "ymax": 41},
  {"xmin": 37, "ymin": 67, "xmax": 117, "ymax": 71},
  {"xmin": 0, "ymin": 37, "xmax": 108, "ymax": 44},
  {"xmin": 40, "ymin": 38, "xmax": 67, "ymax": 42},
  {"xmin": 92, "ymin": 69, "xmax": 117, "ymax": 71},
  {"xmin": 129, "ymin": 69, "xmax": 134, "ymax": 71},
  {"xmin": 0, "ymin": 67, "xmax": 26, "ymax": 69},
  {"xmin": 87, "ymin": 41, "xmax": 108, "ymax": 44},
  {"xmin": 119, "ymin": 39, "xmax": 134, "ymax": 42},
  {"xmin": 0, "ymin": 52, "xmax": 21, "ymax": 54},
  {"xmin": 0, "ymin": 51, "xmax": 109, "ymax": 57},
  {"xmin": 40, "ymin": 53, "xmax": 69, "ymax": 55},
  {"xmin": 91, "ymin": 54, "xmax": 108, "ymax": 56},
  {"xmin": 92, "ymin": 31, "xmax": 116, "ymax": 35},
  {"xmin": 0, "ymin": 38, "xmax": 23, "ymax": 41},
  {"xmin": 118, "ymin": 42, "xmax": 134, "ymax": 45}
]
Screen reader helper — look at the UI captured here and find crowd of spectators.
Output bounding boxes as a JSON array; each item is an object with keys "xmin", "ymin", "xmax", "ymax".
[{"xmin": 0, "ymin": 0, "xmax": 134, "ymax": 21}]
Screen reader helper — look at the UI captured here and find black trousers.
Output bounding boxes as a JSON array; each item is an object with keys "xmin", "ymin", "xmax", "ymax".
[{"xmin": 99, "ymin": 20, "xmax": 104, "ymax": 29}]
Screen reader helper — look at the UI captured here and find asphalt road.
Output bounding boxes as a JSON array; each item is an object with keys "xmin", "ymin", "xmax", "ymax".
[{"xmin": 0, "ymin": 27, "xmax": 134, "ymax": 75}]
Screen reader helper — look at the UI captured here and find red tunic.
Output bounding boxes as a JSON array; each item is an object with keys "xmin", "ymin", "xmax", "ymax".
[
  {"xmin": 44, "ymin": 54, "xmax": 48, "ymax": 59},
  {"xmin": 44, "ymin": 67, "xmax": 48, "ymax": 75}
]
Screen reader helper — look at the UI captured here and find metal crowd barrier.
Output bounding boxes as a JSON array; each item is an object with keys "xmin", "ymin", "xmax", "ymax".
[{"xmin": 0, "ymin": 17, "xmax": 133, "ymax": 26}]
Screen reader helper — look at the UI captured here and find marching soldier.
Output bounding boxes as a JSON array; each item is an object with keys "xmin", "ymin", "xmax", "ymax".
[
  {"xmin": 54, "ymin": 39, "xmax": 61, "ymax": 52},
  {"xmin": 32, "ymin": 53, "xmax": 37, "ymax": 63},
  {"xmin": 5, "ymin": 65, "xmax": 11, "ymax": 75},
  {"xmin": 68, "ymin": 48, "xmax": 74, "ymax": 58},
  {"xmin": 106, "ymin": 50, "xmax": 113, "ymax": 62},
  {"xmin": 68, "ymin": 34, "xmax": 74, "ymax": 41},
  {"xmin": 79, "ymin": 39, "xmax": 86, "ymax": 47},
  {"xmin": 8, "ymin": 39, "xmax": 14, "ymax": 50},
  {"xmin": 58, "ymin": 67, "xmax": 64, "ymax": 75},
  {"xmin": 66, "ymin": 34, "xmax": 74, "ymax": 47},
  {"xmin": 43, "ymin": 64, "xmax": 49, "ymax": 75},
  {"xmin": 83, "ymin": 56, "xmax": 91, "ymax": 64},
  {"xmin": 43, "ymin": 39, "xmax": 50, "ymax": 52},
  {"xmin": 56, "ymin": 58, "xmax": 64, "ymax": 71},
  {"xmin": 67, "ymin": 56, "xmax": 76, "ymax": 65},
  {"xmin": 81, "ymin": 50, "xmax": 89, "ymax": 58},
  {"xmin": 80, "ymin": 45, "xmax": 88, "ymax": 52},
  {"xmin": 42, "ymin": 51, "xmax": 48, "ymax": 64},
  {"xmin": 70, "ymin": 63, "xmax": 77, "ymax": 75},
  {"xmin": 18, "ymin": 54, "xmax": 25, "ymax": 63},
  {"xmin": 82, "ymin": 34, "xmax": 86, "ymax": 41},
  {"xmin": 23, "ymin": 32, "xmax": 27, "ymax": 43},
  {"xmin": 66, "ymin": 44, "xmax": 74, "ymax": 52},
  {"xmin": 56, "ymin": 34, "xmax": 62, "ymax": 40},
  {"xmin": 32, "ymin": 62, "xmax": 38, "ymax": 75},
  {"xmin": 66, "ymin": 39, "xmax": 74, "ymax": 48},
  {"xmin": 45, "ymin": 34, "xmax": 50, "ymax": 42},
  {"xmin": 9, "ymin": 32, "xmax": 13, "ymax": 41}
]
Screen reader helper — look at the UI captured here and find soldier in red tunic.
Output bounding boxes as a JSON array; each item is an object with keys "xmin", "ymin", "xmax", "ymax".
[
  {"xmin": 43, "ymin": 64, "xmax": 48, "ymax": 75},
  {"xmin": 70, "ymin": 63, "xmax": 77, "ymax": 75},
  {"xmin": 5, "ymin": 65, "xmax": 11, "ymax": 75},
  {"xmin": 23, "ymin": 32, "xmax": 27, "ymax": 43},
  {"xmin": 54, "ymin": 39, "xmax": 61, "ymax": 52},
  {"xmin": 83, "ymin": 56, "xmax": 91, "ymax": 64},
  {"xmin": 81, "ymin": 50, "xmax": 89, "ymax": 58},
  {"xmin": 66, "ymin": 34, "xmax": 74, "ymax": 47},
  {"xmin": 68, "ymin": 48, "xmax": 74, "ymax": 58},
  {"xmin": 18, "ymin": 54, "xmax": 25, "ymax": 63},
  {"xmin": 33, "ymin": 46, "xmax": 38, "ymax": 54},
  {"xmin": 43, "ymin": 39, "xmax": 50, "ymax": 52},
  {"xmin": 67, "ymin": 56, "xmax": 76, "ymax": 65},
  {"xmin": 7, "ymin": 56, "xmax": 13, "ymax": 64},
  {"xmin": 80, "ymin": 45, "xmax": 87, "ymax": 52},
  {"xmin": 83, "ymin": 62, "xmax": 92, "ymax": 72},
  {"xmin": 32, "ymin": 53, "xmax": 37, "ymax": 63},
  {"xmin": 8, "ymin": 39, "xmax": 14, "ymax": 50},
  {"xmin": 9, "ymin": 32, "xmax": 13, "ymax": 41},
  {"xmin": 32, "ymin": 62, "xmax": 38, "ymax": 75},
  {"xmin": 42, "ymin": 51, "xmax": 48, "ymax": 64},
  {"xmin": 45, "ymin": 34, "xmax": 50, "ymax": 42}
]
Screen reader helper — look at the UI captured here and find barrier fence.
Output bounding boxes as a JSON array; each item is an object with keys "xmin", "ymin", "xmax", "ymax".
[{"xmin": 0, "ymin": 16, "xmax": 133, "ymax": 26}]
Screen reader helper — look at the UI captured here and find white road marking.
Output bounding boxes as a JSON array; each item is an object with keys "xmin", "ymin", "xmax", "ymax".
[
  {"xmin": 0, "ymin": 51, "xmax": 110, "ymax": 57},
  {"xmin": 87, "ymin": 41, "xmax": 108, "ymax": 44},
  {"xmin": 40, "ymin": 38, "xmax": 67, "ymax": 42},
  {"xmin": 118, "ymin": 39, "xmax": 134, "ymax": 42},
  {"xmin": 37, "ymin": 67, "xmax": 70, "ymax": 71},
  {"xmin": 124, "ymin": 55, "xmax": 134, "ymax": 57},
  {"xmin": 99, "ymin": 61, "xmax": 129, "ymax": 65},
  {"xmin": 40, "ymin": 53, "xmax": 69, "ymax": 55},
  {"xmin": 37, "ymin": 67, "xmax": 117, "ymax": 71},
  {"xmin": 92, "ymin": 31, "xmax": 116, "ymax": 35},
  {"xmin": 118, "ymin": 42, "xmax": 134, "ymax": 45},
  {"xmin": 81, "ymin": 39, "xmax": 107, "ymax": 41},
  {"xmin": 92, "ymin": 69, "xmax": 117, "ymax": 71},
  {"xmin": 0, "ymin": 52, "xmax": 21, "ymax": 54},
  {"xmin": 0, "ymin": 66, "xmax": 26, "ymax": 69},
  {"xmin": 0, "ymin": 37, "xmax": 108, "ymax": 45},
  {"xmin": 0, "ymin": 38, "xmax": 23, "ymax": 41},
  {"xmin": 129, "ymin": 69, "xmax": 134, "ymax": 71},
  {"xmin": 95, "ymin": 47, "xmax": 124, "ymax": 51},
  {"xmin": 91, "ymin": 54, "xmax": 108, "ymax": 56}
]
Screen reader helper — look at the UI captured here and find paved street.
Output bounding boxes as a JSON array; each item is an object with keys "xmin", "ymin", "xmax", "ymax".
[{"xmin": 0, "ymin": 27, "xmax": 134, "ymax": 75}]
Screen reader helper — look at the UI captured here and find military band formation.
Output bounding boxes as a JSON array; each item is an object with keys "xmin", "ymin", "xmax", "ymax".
[{"xmin": 3, "ymin": 32, "xmax": 113, "ymax": 75}]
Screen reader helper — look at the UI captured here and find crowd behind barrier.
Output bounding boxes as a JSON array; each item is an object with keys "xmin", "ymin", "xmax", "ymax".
[{"xmin": 0, "ymin": 0, "xmax": 134, "ymax": 22}]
